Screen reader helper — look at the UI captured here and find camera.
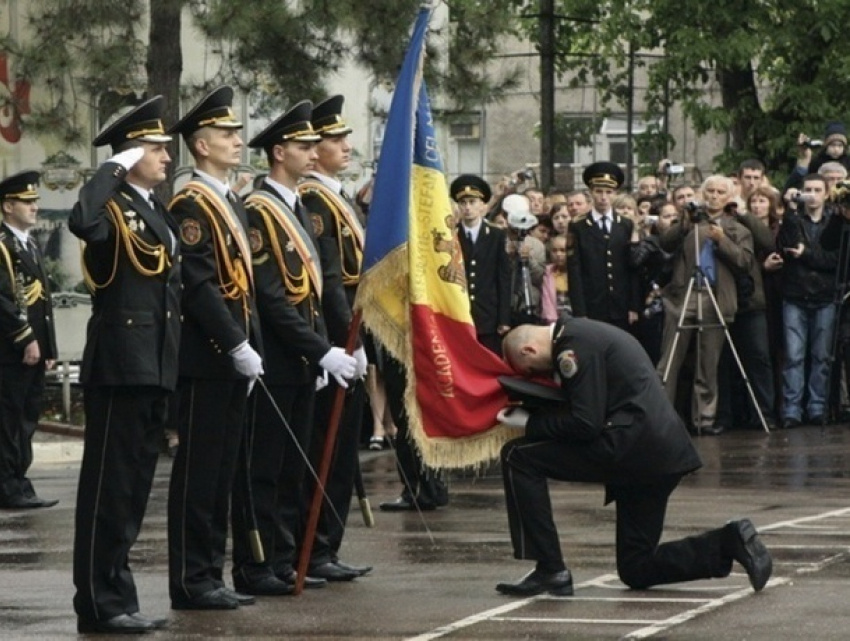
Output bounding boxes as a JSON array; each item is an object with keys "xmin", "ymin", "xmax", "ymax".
[
  {"xmin": 517, "ymin": 169, "xmax": 534, "ymax": 182},
  {"xmin": 792, "ymin": 193, "xmax": 815, "ymax": 208},
  {"xmin": 506, "ymin": 210, "xmax": 539, "ymax": 231},
  {"xmin": 683, "ymin": 200, "xmax": 709, "ymax": 223},
  {"xmin": 663, "ymin": 162, "xmax": 685, "ymax": 176},
  {"xmin": 830, "ymin": 180, "xmax": 850, "ymax": 206},
  {"xmin": 801, "ymin": 138, "xmax": 823, "ymax": 149},
  {"xmin": 645, "ymin": 214, "xmax": 659, "ymax": 226}
]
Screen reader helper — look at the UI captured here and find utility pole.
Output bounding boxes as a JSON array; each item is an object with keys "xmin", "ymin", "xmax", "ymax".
[{"xmin": 539, "ymin": 0, "xmax": 556, "ymax": 190}]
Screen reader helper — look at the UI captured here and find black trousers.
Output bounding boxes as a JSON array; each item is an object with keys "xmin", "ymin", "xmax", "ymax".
[
  {"xmin": 0, "ymin": 361, "xmax": 45, "ymax": 502},
  {"xmin": 231, "ymin": 380, "xmax": 315, "ymax": 581},
  {"xmin": 384, "ymin": 356, "xmax": 446, "ymax": 504},
  {"xmin": 501, "ymin": 437, "xmax": 733, "ymax": 589},
  {"xmin": 73, "ymin": 386, "xmax": 167, "ymax": 621},
  {"xmin": 309, "ymin": 378, "xmax": 366, "ymax": 565},
  {"xmin": 168, "ymin": 378, "xmax": 247, "ymax": 600}
]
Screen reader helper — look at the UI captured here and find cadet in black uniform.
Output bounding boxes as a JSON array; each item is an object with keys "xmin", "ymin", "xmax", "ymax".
[
  {"xmin": 299, "ymin": 95, "xmax": 371, "ymax": 581},
  {"xmin": 496, "ymin": 318, "xmax": 773, "ymax": 596},
  {"xmin": 567, "ymin": 162, "xmax": 641, "ymax": 331},
  {"xmin": 70, "ymin": 97, "xmax": 180, "ymax": 634},
  {"xmin": 166, "ymin": 86, "xmax": 262, "ymax": 611},
  {"xmin": 0, "ymin": 171, "xmax": 58, "ymax": 510},
  {"xmin": 233, "ymin": 101, "xmax": 357, "ymax": 593},
  {"xmin": 451, "ymin": 174, "xmax": 512, "ymax": 354}
]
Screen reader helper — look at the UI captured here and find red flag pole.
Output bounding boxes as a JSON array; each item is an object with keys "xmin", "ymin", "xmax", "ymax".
[{"xmin": 294, "ymin": 309, "xmax": 363, "ymax": 594}]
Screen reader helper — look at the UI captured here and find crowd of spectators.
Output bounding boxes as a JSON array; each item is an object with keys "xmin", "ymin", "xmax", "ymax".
[{"xmin": 462, "ymin": 122, "xmax": 850, "ymax": 434}]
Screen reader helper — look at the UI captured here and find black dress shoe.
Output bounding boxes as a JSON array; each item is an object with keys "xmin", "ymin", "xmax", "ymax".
[
  {"xmin": 0, "ymin": 495, "xmax": 47, "ymax": 509},
  {"xmin": 334, "ymin": 560, "xmax": 372, "ymax": 577},
  {"xmin": 219, "ymin": 586, "xmax": 258, "ymax": 604},
  {"xmin": 496, "ymin": 568, "xmax": 574, "ymax": 597},
  {"xmin": 171, "ymin": 588, "xmax": 239, "ymax": 610},
  {"xmin": 29, "ymin": 496, "xmax": 59, "ymax": 508},
  {"xmin": 130, "ymin": 612, "xmax": 169, "ymax": 630},
  {"xmin": 278, "ymin": 569, "xmax": 327, "ymax": 589},
  {"xmin": 781, "ymin": 417, "xmax": 802, "ymax": 429},
  {"xmin": 77, "ymin": 613, "xmax": 156, "ymax": 634},
  {"xmin": 807, "ymin": 414, "xmax": 826, "ymax": 426},
  {"xmin": 233, "ymin": 574, "xmax": 292, "ymax": 596},
  {"xmin": 378, "ymin": 496, "xmax": 436, "ymax": 512},
  {"xmin": 308, "ymin": 562, "xmax": 359, "ymax": 582},
  {"xmin": 725, "ymin": 519, "xmax": 772, "ymax": 591}
]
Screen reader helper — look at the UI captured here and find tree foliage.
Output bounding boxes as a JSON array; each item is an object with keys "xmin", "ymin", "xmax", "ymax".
[{"xmin": 525, "ymin": 0, "xmax": 850, "ymax": 172}]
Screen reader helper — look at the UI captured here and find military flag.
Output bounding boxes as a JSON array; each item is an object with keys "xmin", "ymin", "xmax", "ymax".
[{"xmin": 355, "ymin": 5, "xmax": 519, "ymax": 468}]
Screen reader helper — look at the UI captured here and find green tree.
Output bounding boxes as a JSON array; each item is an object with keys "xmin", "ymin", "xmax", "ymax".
[{"xmin": 529, "ymin": 0, "xmax": 850, "ymax": 172}]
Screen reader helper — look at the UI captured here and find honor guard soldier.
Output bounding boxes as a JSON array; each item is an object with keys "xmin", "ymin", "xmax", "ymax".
[
  {"xmin": 451, "ymin": 174, "xmax": 512, "ymax": 354},
  {"xmin": 0, "ymin": 171, "xmax": 58, "ymax": 510},
  {"xmin": 298, "ymin": 95, "xmax": 372, "ymax": 581},
  {"xmin": 567, "ymin": 162, "xmax": 641, "ymax": 332},
  {"xmin": 166, "ymin": 86, "xmax": 263, "ymax": 611},
  {"xmin": 70, "ymin": 97, "xmax": 180, "ymax": 634},
  {"xmin": 233, "ymin": 101, "xmax": 357, "ymax": 593},
  {"xmin": 496, "ymin": 318, "xmax": 773, "ymax": 597}
]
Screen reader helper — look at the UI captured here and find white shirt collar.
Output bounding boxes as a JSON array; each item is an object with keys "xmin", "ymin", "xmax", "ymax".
[
  {"xmin": 264, "ymin": 176, "xmax": 299, "ymax": 211},
  {"xmin": 4, "ymin": 223, "xmax": 28, "ymax": 246},
  {"xmin": 592, "ymin": 209, "xmax": 612, "ymax": 223},
  {"xmin": 307, "ymin": 171, "xmax": 342, "ymax": 194},
  {"xmin": 194, "ymin": 169, "xmax": 230, "ymax": 197},
  {"xmin": 461, "ymin": 219, "xmax": 484, "ymax": 243},
  {"xmin": 127, "ymin": 182, "xmax": 155, "ymax": 205}
]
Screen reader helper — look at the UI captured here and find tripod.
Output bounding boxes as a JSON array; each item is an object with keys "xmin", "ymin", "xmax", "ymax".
[{"xmin": 661, "ymin": 215, "xmax": 770, "ymax": 434}]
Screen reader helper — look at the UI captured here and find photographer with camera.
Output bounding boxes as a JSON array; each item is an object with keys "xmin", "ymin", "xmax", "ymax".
[
  {"xmin": 656, "ymin": 176, "xmax": 754, "ymax": 435},
  {"xmin": 775, "ymin": 174, "xmax": 838, "ymax": 428},
  {"xmin": 502, "ymin": 193, "xmax": 546, "ymax": 326},
  {"xmin": 567, "ymin": 162, "xmax": 640, "ymax": 332},
  {"xmin": 451, "ymin": 175, "xmax": 513, "ymax": 355},
  {"xmin": 784, "ymin": 122, "xmax": 850, "ymax": 191}
]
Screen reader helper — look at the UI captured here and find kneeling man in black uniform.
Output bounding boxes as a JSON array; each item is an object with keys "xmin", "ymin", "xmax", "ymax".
[{"xmin": 496, "ymin": 317, "xmax": 772, "ymax": 597}]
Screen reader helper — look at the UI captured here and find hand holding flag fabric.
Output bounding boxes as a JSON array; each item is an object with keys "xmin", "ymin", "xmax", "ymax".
[{"xmin": 497, "ymin": 406, "xmax": 530, "ymax": 429}]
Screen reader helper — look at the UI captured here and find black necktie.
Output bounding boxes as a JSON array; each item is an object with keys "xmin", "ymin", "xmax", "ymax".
[{"xmin": 600, "ymin": 216, "xmax": 609, "ymax": 234}]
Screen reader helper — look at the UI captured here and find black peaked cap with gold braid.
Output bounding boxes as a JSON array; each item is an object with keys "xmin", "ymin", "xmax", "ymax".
[
  {"xmin": 311, "ymin": 95, "xmax": 353, "ymax": 137},
  {"xmin": 582, "ymin": 161, "xmax": 624, "ymax": 190},
  {"xmin": 0, "ymin": 170, "xmax": 40, "ymax": 201},
  {"xmin": 169, "ymin": 85, "xmax": 243, "ymax": 138},
  {"xmin": 450, "ymin": 174, "xmax": 491, "ymax": 203},
  {"xmin": 248, "ymin": 100, "xmax": 321, "ymax": 150},
  {"xmin": 93, "ymin": 95, "xmax": 172, "ymax": 150}
]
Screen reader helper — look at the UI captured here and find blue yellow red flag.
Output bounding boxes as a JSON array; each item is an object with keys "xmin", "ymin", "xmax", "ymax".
[{"xmin": 355, "ymin": 5, "xmax": 519, "ymax": 468}]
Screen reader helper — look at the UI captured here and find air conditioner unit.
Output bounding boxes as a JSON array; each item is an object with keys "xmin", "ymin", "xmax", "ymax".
[{"xmin": 450, "ymin": 122, "xmax": 480, "ymax": 140}]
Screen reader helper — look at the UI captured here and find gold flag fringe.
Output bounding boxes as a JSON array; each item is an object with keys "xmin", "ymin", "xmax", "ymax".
[{"xmin": 357, "ymin": 243, "xmax": 521, "ymax": 470}]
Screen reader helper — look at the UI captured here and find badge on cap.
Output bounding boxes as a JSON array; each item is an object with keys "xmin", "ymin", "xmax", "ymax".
[
  {"xmin": 557, "ymin": 349, "xmax": 578, "ymax": 379},
  {"xmin": 311, "ymin": 213, "xmax": 324, "ymax": 236},
  {"xmin": 180, "ymin": 218, "xmax": 202, "ymax": 246}
]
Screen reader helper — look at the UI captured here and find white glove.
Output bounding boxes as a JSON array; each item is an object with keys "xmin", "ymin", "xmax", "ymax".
[
  {"xmin": 319, "ymin": 347, "xmax": 355, "ymax": 388},
  {"xmin": 352, "ymin": 346, "xmax": 368, "ymax": 379},
  {"xmin": 315, "ymin": 371, "xmax": 329, "ymax": 391},
  {"xmin": 108, "ymin": 147, "xmax": 145, "ymax": 171},
  {"xmin": 497, "ymin": 406, "xmax": 530, "ymax": 429},
  {"xmin": 230, "ymin": 341, "xmax": 264, "ymax": 379}
]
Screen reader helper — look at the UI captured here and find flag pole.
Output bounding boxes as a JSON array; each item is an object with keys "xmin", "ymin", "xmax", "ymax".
[{"xmin": 294, "ymin": 309, "xmax": 363, "ymax": 594}]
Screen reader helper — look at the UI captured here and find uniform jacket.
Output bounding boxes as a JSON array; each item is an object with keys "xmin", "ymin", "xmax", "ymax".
[
  {"xmin": 245, "ymin": 180, "xmax": 331, "ymax": 385},
  {"xmin": 527, "ymin": 317, "xmax": 702, "ymax": 484},
  {"xmin": 169, "ymin": 173, "xmax": 261, "ymax": 379},
  {"xmin": 660, "ymin": 215, "xmax": 754, "ymax": 322},
  {"xmin": 0, "ymin": 224, "xmax": 57, "ymax": 364},
  {"xmin": 68, "ymin": 161, "xmax": 181, "ymax": 389},
  {"xmin": 567, "ymin": 212, "xmax": 641, "ymax": 322},
  {"xmin": 299, "ymin": 175, "xmax": 364, "ymax": 311},
  {"xmin": 458, "ymin": 221, "xmax": 512, "ymax": 334}
]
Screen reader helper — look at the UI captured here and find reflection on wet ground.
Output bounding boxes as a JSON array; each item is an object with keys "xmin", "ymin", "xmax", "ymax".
[{"xmin": 2, "ymin": 424, "xmax": 850, "ymax": 638}]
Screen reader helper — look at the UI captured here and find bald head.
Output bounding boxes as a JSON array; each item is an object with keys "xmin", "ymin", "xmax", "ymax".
[{"xmin": 502, "ymin": 324, "xmax": 554, "ymax": 377}]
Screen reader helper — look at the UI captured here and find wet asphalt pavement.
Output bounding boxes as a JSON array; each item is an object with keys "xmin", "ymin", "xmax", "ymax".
[{"xmin": 2, "ymin": 423, "xmax": 850, "ymax": 639}]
